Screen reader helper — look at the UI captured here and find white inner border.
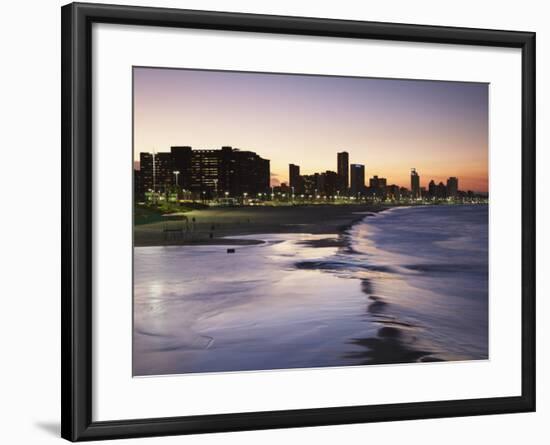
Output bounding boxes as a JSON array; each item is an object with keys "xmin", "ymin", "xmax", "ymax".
[{"xmin": 92, "ymin": 23, "xmax": 522, "ymax": 421}]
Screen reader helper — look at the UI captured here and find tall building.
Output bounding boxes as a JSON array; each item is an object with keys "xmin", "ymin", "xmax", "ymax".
[
  {"xmin": 230, "ymin": 149, "xmax": 270, "ymax": 197},
  {"xmin": 337, "ymin": 151, "xmax": 349, "ymax": 193},
  {"xmin": 350, "ymin": 164, "xmax": 365, "ymax": 196},
  {"xmin": 171, "ymin": 146, "xmax": 193, "ymax": 189},
  {"xmin": 447, "ymin": 177, "xmax": 458, "ymax": 198},
  {"xmin": 189, "ymin": 148, "xmax": 226, "ymax": 196},
  {"xmin": 140, "ymin": 146, "xmax": 270, "ymax": 199},
  {"xmin": 289, "ymin": 164, "xmax": 304, "ymax": 194},
  {"xmin": 411, "ymin": 168, "xmax": 420, "ymax": 199},
  {"xmin": 140, "ymin": 152, "xmax": 174, "ymax": 194}
]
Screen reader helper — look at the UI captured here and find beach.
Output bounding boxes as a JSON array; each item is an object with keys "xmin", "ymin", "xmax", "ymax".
[
  {"xmin": 133, "ymin": 204, "xmax": 488, "ymax": 376},
  {"xmin": 134, "ymin": 204, "xmax": 386, "ymax": 246}
]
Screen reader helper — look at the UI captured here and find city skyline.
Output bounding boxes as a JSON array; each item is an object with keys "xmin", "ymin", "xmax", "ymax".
[
  {"xmin": 135, "ymin": 146, "xmax": 482, "ymax": 204},
  {"xmin": 134, "ymin": 67, "xmax": 489, "ymax": 192}
]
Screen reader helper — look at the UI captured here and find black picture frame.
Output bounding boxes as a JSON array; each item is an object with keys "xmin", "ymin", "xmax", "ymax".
[{"xmin": 61, "ymin": 2, "xmax": 536, "ymax": 441}]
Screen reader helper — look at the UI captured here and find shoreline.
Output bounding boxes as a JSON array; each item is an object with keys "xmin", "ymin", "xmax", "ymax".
[
  {"xmin": 134, "ymin": 204, "xmax": 387, "ymax": 247},
  {"xmin": 133, "ymin": 204, "xmax": 488, "ymax": 374}
]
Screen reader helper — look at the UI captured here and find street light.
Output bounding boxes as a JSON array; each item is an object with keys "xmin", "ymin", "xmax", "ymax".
[
  {"xmin": 213, "ymin": 179, "xmax": 218, "ymax": 198},
  {"xmin": 172, "ymin": 171, "xmax": 180, "ymax": 203}
]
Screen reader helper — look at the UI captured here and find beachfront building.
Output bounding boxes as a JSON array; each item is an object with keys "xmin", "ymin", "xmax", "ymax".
[
  {"xmin": 139, "ymin": 152, "xmax": 175, "ymax": 196},
  {"xmin": 447, "ymin": 177, "xmax": 458, "ymax": 198},
  {"xmin": 411, "ymin": 168, "xmax": 420, "ymax": 200},
  {"xmin": 298, "ymin": 169, "xmax": 346, "ymax": 199},
  {"xmin": 138, "ymin": 146, "xmax": 270, "ymax": 200},
  {"xmin": 171, "ymin": 146, "xmax": 193, "ymax": 190},
  {"xmin": 228, "ymin": 149, "xmax": 270, "ymax": 197},
  {"xmin": 337, "ymin": 151, "xmax": 349, "ymax": 194},
  {"xmin": 289, "ymin": 163, "xmax": 304, "ymax": 194},
  {"xmin": 350, "ymin": 164, "xmax": 365, "ymax": 197},
  {"xmin": 368, "ymin": 175, "xmax": 387, "ymax": 200}
]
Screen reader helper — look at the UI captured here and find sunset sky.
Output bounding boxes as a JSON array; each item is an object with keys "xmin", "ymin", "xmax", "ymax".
[{"xmin": 133, "ymin": 67, "xmax": 488, "ymax": 192}]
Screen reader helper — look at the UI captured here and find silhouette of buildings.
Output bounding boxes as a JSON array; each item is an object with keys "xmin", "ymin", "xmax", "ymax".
[
  {"xmin": 138, "ymin": 146, "xmax": 269, "ymax": 199},
  {"xmin": 135, "ymin": 147, "xmax": 479, "ymax": 204}
]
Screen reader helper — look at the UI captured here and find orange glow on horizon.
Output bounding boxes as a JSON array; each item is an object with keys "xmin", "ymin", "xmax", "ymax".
[{"xmin": 134, "ymin": 67, "xmax": 489, "ymax": 193}]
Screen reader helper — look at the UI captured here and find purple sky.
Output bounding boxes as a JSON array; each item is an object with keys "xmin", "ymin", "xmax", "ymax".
[{"xmin": 134, "ymin": 67, "xmax": 488, "ymax": 192}]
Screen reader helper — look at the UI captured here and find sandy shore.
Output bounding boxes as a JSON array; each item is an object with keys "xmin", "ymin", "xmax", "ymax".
[{"xmin": 134, "ymin": 204, "xmax": 386, "ymax": 247}]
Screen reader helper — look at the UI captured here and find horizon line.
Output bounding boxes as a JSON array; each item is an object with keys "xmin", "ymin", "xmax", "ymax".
[{"xmin": 133, "ymin": 147, "xmax": 487, "ymax": 194}]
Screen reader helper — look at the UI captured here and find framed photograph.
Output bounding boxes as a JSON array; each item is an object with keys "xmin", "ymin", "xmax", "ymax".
[{"xmin": 61, "ymin": 2, "xmax": 535, "ymax": 441}]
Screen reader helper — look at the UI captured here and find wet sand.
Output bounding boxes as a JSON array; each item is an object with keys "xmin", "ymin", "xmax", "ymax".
[
  {"xmin": 133, "ymin": 205, "xmax": 487, "ymax": 375},
  {"xmin": 134, "ymin": 204, "xmax": 385, "ymax": 247}
]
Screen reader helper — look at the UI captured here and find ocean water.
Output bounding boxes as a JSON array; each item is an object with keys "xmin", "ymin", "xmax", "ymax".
[{"xmin": 133, "ymin": 205, "xmax": 488, "ymax": 376}]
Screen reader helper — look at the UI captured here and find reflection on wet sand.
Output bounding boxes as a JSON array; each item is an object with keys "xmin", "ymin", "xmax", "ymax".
[
  {"xmin": 133, "ymin": 205, "xmax": 488, "ymax": 375},
  {"xmin": 293, "ymin": 253, "xmax": 442, "ymax": 365},
  {"xmin": 348, "ymin": 291, "xmax": 440, "ymax": 365}
]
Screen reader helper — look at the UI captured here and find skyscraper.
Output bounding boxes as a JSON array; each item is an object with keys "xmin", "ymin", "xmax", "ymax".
[
  {"xmin": 447, "ymin": 177, "xmax": 458, "ymax": 198},
  {"xmin": 411, "ymin": 168, "xmax": 420, "ymax": 199},
  {"xmin": 337, "ymin": 151, "xmax": 349, "ymax": 193},
  {"xmin": 289, "ymin": 164, "xmax": 303, "ymax": 194},
  {"xmin": 350, "ymin": 164, "xmax": 365, "ymax": 196}
]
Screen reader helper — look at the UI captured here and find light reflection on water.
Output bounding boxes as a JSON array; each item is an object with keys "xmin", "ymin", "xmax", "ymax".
[{"xmin": 133, "ymin": 205, "xmax": 488, "ymax": 376}]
